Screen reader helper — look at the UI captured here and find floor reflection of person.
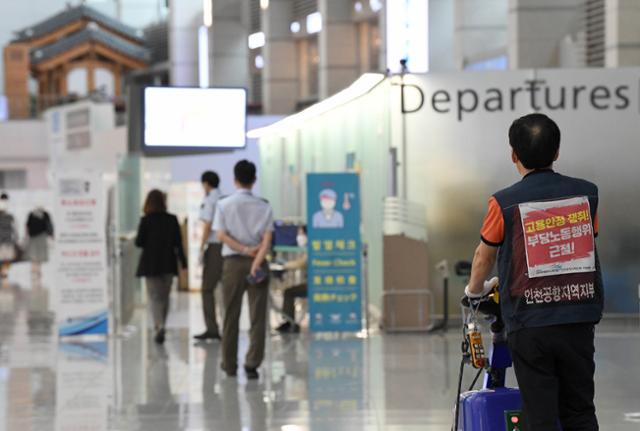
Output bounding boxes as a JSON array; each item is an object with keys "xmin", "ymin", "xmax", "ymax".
[
  {"xmin": 135, "ymin": 190, "xmax": 187, "ymax": 344},
  {"xmin": 245, "ymin": 381, "xmax": 267, "ymax": 431},
  {"xmin": 0, "ymin": 193, "xmax": 18, "ymax": 280},
  {"xmin": 220, "ymin": 379, "xmax": 242, "ymax": 431},
  {"xmin": 137, "ymin": 344, "xmax": 179, "ymax": 425},
  {"xmin": 276, "ymin": 226, "xmax": 308, "ymax": 334},
  {"xmin": 200, "ymin": 342, "xmax": 220, "ymax": 403}
]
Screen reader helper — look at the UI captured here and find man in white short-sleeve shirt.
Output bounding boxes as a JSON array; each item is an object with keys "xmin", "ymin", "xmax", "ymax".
[
  {"xmin": 213, "ymin": 160, "xmax": 273, "ymax": 380},
  {"xmin": 194, "ymin": 171, "xmax": 223, "ymax": 341}
]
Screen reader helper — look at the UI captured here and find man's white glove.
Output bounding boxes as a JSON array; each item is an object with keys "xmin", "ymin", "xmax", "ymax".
[{"xmin": 464, "ymin": 276, "xmax": 499, "ymax": 299}]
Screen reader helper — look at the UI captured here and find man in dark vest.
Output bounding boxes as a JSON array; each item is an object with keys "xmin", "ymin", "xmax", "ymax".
[{"xmin": 465, "ymin": 113, "xmax": 603, "ymax": 431}]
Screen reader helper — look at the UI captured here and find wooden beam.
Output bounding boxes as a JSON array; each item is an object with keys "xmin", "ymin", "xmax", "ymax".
[
  {"xmin": 67, "ymin": 59, "xmax": 114, "ymax": 72},
  {"xmin": 32, "ymin": 43, "xmax": 90, "ymax": 72},
  {"xmin": 27, "ymin": 20, "xmax": 87, "ymax": 50},
  {"xmin": 33, "ymin": 41, "xmax": 147, "ymax": 72},
  {"xmin": 95, "ymin": 23, "xmax": 144, "ymax": 46},
  {"xmin": 94, "ymin": 44, "xmax": 147, "ymax": 69}
]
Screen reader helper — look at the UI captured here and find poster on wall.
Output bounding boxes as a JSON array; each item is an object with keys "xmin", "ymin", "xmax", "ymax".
[
  {"xmin": 54, "ymin": 172, "xmax": 109, "ymax": 336},
  {"xmin": 307, "ymin": 173, "xmax": 362, "ymax": 332}
]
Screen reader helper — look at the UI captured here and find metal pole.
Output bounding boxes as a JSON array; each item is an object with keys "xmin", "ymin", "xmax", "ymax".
[
  {"xmin": 400, "ymin": 79, "xmax": 408, "ymax": 199},
  {"xmin": 362, "ymin": 243, "xmax": 370, "ymax": 335},
  {"xmin": 443, "ymin": 275, "xmax": 449, "ymax": 330}
]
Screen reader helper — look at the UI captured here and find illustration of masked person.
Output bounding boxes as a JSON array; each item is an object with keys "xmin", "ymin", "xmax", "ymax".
[{"xmin": 312, "ymin": 189, "xmax": 344, "ymax": 229}]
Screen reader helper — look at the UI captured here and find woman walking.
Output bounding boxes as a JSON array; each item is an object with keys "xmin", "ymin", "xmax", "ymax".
[
  {"xmin": 135, "ymin": 190, "xmax": 187, "ymax": 344},
  {"xmin": 26, "ymin": 206, "xmax": 54, "ymax": 279}
]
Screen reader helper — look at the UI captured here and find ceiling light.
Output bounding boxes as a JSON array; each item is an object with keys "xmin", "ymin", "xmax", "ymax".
[
  {"xmin": 203, "ymin": 0, "xmax": 212, "ymax": 27},
  {"xmin": 306, "ymin": 12, "xmax": 322, "ymax": 34},
  {"xmin": 255, "ymin": 54, "xmax": 264, "ymax": 69},
  {"xmin": 248, "ymin": 32, "xmax": 265, "ymax": 49}
]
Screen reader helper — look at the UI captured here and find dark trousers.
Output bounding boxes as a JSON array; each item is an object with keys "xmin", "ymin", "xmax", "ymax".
[
  {"xmin": 508, "ymin": 323, "xmax": 599, "ymax": 431},
  {"xmin": 201, "ymin": 243, "xmax": 223, "ymax": 335},
  {"xmin": 282, "ymin": 283, "xmax": 307, "ymax": 321},
  {"xmin": 221, "ymin": 256, "xmax": 269, "ymax": 372},
  {"xmin": 145, "ymin": 274, "xmax": 173, "ymax": 330}
]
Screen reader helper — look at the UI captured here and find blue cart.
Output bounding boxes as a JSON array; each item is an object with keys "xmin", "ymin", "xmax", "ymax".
[{"xmin": 453, "ymin": 265, "xmax": 524, "ymax": 431}]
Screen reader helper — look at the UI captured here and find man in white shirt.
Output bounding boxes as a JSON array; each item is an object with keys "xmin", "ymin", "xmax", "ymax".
[
  {"xmin": 194, "ymin": 171, "xmax": 223, "ymax": 341},
  {"xmin": 213, "ymin": 160, "xmax": 273, "ymax": 380}
]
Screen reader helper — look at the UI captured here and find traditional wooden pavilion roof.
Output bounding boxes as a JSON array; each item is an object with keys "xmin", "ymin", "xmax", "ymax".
[
  {"xmin": 30, "ymin": 27, "xmax": 150, "ymax": 69},
  {"xmin": 13, "ymin": 4, "xmax": 145, "ymax": 45},
  {"xmin": 3, "ymin": 4, "xmax": 150, "ymax": 118}
]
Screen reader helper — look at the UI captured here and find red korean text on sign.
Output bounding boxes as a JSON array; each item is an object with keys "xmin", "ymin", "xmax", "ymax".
[{"xmin": 519, "ymin": 197, "xmax": 596, "ymax": 278}]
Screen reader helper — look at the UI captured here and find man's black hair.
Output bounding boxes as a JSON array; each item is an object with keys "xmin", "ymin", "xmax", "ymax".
[
  {"xmin": 234, "ymin": 160, "xmax": 257, "ymax": 186},
  {"xmin": 508, "ymin": 113, "xmax": 560, "ymax": 170},
  {"xmin": 201, "ymin": 171, "xmax": 220, "ymax": 188},
  {"xmin": 0, "ymin": 192, "xmax": 8, "ymax": 200}
]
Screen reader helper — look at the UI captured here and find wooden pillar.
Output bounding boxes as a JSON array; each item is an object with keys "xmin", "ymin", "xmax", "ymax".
[
  {"xmin": 46, "ymin": 70, "xmax": 54, "ymax": 107},
  {"xmin": 38, "ymin": 74, "xmax": 47, "ymax": 112},
  {"xmin": 4, "ymin": 43, "xmax": 30, "ymax": 119},
  {"xmin": 60, "ymin": 65, "xmax": 67, "ymax": 96},
  {"xmin": 52, "ymin": 68, "xmax": 60, "ymax": 96},
  {"xmin": 87, "ymin": 59, "xmax": 95, "ymax": 94},
  {"xmin": 113, "ymin": 64, "xmax": 122, "ymax": 98}
]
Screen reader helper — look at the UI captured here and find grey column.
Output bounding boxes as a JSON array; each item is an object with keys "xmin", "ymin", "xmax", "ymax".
[
  {"xmin": 263, "ymin": 0, "xmax": 299, "ymax": 114},
  {"xmin": 605, "ymin": 0, "xmax": 640, "ymax": 67},
  {"xmin": 454, "ymin": 0, "xmax": 507, "ymax": 69},
  {"xmin": 318, "ymin": 0, "xmax": 359, "ymax": 99},
  {"xmin": 430, "ymin": 0, "xmax": 456, "ymax": 71},
  {"xmin": 169, "ymin": 0, "xmax": 201, "ymax": 86},
  {"xmin": 210, "ymin": 0, "xmax": 249, "ymax": 88},
  {"xmin": 508, "ymin": 0, "xmax": 583, "ymax": 69}
]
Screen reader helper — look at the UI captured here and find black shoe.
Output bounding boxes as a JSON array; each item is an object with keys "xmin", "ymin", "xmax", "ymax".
[
  {"xmin": 154, "ymin": 328, "xmax": 166, "ymax": 344},
  {"xmin": 244, "ymin": 367, "xmax": 259, "ymax": 380},
  {"xmin": 276, "ymin": 322, "xmax": 291, "ymax": 333},
  {"xmin": 276, "ymin": 322, "xmax": 301, "ymax": 334},
  {"xmin": 193, "ymin": 331, "xmax": 221, "ymax": 341},
  {"xmin": 221, "ymin": 363, "xmax": 237, "ymax": 377}
]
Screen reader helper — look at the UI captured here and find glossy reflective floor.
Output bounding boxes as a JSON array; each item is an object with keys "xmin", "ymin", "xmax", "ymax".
[{"xmin": 1, "ymin": 269, "xmax": 639, "ymax": 430}]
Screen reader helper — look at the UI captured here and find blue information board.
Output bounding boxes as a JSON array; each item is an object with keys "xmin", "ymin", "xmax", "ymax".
[{"xmin": 306, "ymin": 173, "xmax": 362, "ymax": 332}]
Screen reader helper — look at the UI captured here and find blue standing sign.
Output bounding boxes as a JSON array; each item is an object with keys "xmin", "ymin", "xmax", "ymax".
[{"xmin": 307, "ymin": 173, "xmax": 362, "ymax": 332}]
